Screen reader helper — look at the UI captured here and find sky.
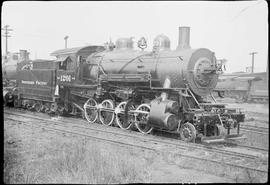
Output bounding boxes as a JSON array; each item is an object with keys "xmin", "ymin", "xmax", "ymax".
[{"xmin": 1, "ymin": 0, "xmax": 268, "ymax": 73}]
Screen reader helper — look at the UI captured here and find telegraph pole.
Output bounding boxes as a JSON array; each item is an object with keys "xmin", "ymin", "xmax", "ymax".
[
  {"xmin": 64, "ymin": 36, "xmax": 69, "ymax": 49},
  {"xmin": 249, "ymin": 52, "xmax": 258, "ymax": 73},
  {"xmin": 1, "ymin": 25, "xmax": 13, "ymax": 55}
]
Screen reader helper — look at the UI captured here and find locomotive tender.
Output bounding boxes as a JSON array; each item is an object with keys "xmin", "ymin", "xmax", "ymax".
[{"xmin": 5, "ymin": 27, "xmax": 245, "ymax": 143}]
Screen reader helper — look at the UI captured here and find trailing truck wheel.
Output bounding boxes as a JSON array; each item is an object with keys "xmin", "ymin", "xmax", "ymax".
[
  {"xmin": 99, "ymin": 99, "xmax": 115, "ymax": 126},
  {"xmin": 180, "ymin": 122, "xmax": 196, "ymax": 142},
  {"xmin": 84, "ymin": 98, "xmax": 98, "ymax": 124},
  {"xmin": 135, "ymin": 104, "xmax": 153, "ymax": 134},
  {"xmin": 115, "ymin": 102, "xmax": 133, "ymax": 130}
]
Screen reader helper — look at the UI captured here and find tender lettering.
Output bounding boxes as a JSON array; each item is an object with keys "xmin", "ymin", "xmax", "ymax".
[
  {"xmin": 36, "ymin": 81, "xmax": 48, "ymax": 85},
  {"xmin": 21, "ymin": 80, "xmax": 47, "ymax": 85},
  {"xmin": 21, "ymin": 80, "xmax": 35, "ymax": 85}
]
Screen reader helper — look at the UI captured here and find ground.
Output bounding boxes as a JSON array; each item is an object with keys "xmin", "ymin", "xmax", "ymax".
[
  {"xmin": 4, "ymin": 116, "xmax": 235, "ymax": 183},
  {"xmin": 4, "ymin": 100, "xmax": 268, "ymax": 183}
]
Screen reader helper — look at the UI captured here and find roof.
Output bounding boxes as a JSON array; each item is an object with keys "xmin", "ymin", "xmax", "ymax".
[
  {"xmin": 219, "ymin": 75, "xmax": 262, "ymax": 81},
  {"xmin": 32, "ymin": 59, "xmax": 55, "ymax": 63},
  {"xmin": 50, "ymin": 45, "xmax": 105, "ymax": 57}
]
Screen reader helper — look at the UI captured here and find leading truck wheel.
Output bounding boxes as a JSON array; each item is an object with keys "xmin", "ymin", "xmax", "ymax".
[
  {"xmin": 84, "ymin": 98, "xmax": 98, "ymax": 123},
  {"xmin": 180, "ymin": 122, "xmax": 196, "ymax": 142},
  {"xmin": 135, "ymin": 104, "xmax": 153, "ymax": 134}
]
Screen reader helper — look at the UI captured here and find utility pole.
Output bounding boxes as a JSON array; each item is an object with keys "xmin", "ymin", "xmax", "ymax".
[
  {"xmin": 249, "ymin": 52, "xmax": 258, "ymax": 73},
  {"xmin": 64, "ymin": 36, "xmax": 69, "ymax": 49},
  {"xmin": 1, "ymin": 25, "xmax": 13, "ymax": 55}
]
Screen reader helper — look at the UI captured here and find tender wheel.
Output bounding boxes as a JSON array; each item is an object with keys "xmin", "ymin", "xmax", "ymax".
[
  {"xmin": 57, "ymin": 104, "xmax": 65, "ymax": 116},
  {"xmin": 13, "ymin": 98, "xmax": 21, "ymax": 108},
  {"xmin": 115, "ymin": 102, "xmax": 134, "ymax": 130},
  {"xmin": 135, "ymin": 104, "xmax": 153, "ymax": 134},
  {"xmin": 3, "ymin": 99, "xmax": 7, "ymax": 107},
  {"xmin": 179, "ymin": 122, "xmax": 196, "ymax": 142},
  {"xmin": 50, "ymin": 103, "xmax": 58, "ymax": 112},
  {"xmin": 27, "ymin": 103, "xmax": 33, "ymax": 110},
  {"xmin": 34, "ymin": 103, "xmax": 42, "ymax": 112},
  {"xmin": 99, "ymin": 99, "xmax": 115, "ymax": 126},
  {"xmin": 84, "ymin": 98, "xmax": 98, "ymax": 123}
]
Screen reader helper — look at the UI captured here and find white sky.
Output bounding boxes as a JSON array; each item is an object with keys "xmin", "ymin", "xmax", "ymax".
[{"xmin": 1, "ymin": 0, "xmax": 268, "ymax": 73}]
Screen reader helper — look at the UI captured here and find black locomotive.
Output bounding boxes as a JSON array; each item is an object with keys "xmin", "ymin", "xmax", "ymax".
[{"xmin": 3, "ymin": 27, "xmax": 245, "ymax": 143}]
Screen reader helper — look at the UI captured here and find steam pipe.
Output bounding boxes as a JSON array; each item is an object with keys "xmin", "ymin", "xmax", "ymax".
[{"xmin": 161, "ymin": 77, "xmax": 171, "ymax": 101}]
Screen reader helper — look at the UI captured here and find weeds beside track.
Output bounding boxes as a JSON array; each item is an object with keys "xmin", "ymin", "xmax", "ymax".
[{"xmin": 4, "ymin": 109, "xmax": 268, "ymax": 183}]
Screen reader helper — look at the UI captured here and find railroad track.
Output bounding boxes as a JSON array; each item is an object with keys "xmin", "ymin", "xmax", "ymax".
[
  {"xmin": 240, "ymin": 125, "xmax": 269, "ymax": 135},
  {"xmin": 4, "ymin": 108, "xmax": 268, "ymax": 158},
  {"xmin": 4, "ymin": 109, "xmax": 268, "ymax": 182}
]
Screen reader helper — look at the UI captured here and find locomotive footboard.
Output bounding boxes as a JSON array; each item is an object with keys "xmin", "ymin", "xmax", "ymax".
[{"xmin": 186, "ymin": 107, "xmax": 246, "ymax": 143}]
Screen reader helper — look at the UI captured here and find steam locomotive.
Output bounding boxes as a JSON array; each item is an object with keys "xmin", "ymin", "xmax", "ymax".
[{"xmin": 3, "ymin": 27, "xmax": 245, "ymax": 143}]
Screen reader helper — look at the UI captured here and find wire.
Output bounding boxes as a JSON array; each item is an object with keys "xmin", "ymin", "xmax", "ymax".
[{"xmin": 231, "ymin": 1, "xmax": 263, "ymax": 21}]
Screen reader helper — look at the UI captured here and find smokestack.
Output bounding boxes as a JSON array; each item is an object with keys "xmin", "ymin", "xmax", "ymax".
[
  {"xmin": 19, "ymin": 50, "xmax": 29, "ymax": 61},
  {"xmin": 177, "ymin": 26, "xmax": 190, "ymax": 50}
]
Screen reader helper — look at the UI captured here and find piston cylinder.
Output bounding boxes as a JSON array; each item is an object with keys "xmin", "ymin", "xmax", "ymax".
[{"xmin": 148, "ymin": 99, "xmax": 179, "ymax": 130}]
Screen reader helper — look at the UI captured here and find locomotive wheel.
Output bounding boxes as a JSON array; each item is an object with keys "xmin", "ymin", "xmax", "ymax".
[
  {"xmin": 44, "ymin": 103, "xmax": 51, "ymax": 113},
  {"xmin": 135, "ymin": 104, "xmax": 153, "ymax": 134},
  {"xmin": 34, "ymin": 103, "xmax": 42, "ymax": 112},
  {"xmin": 179, "ymin": 122, "xmax": 196, "ymax": 142},
  {"xmin": 99, "ymin": 99, "xmax": 115, "ymax": 126},
  {"xmin": 50, "ymin": 103, "xmax": 58, "ymax": 112},
  {"xmin": 3, "ymin": 98, "xmax": 7, "ymax": 107},
  {"xmin": 115, "ymin": 102, "xmax": 134, "ymax": 130},
  {"xmin": 84, "ymin": 98, "xmax": 98, "ymax": 124},
  {"xmin": 57, "ymin": 105, "xmax": 65, "ymax": 116},
  {"xmin": 27, "ymin": 103, "xmax": 33, "ymax": 111},
  {"xmin": 13, "ymin": 98, "xmax": 21, "ymax": 108}
]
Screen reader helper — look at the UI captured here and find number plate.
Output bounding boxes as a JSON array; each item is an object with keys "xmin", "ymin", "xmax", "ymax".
[{"xmin": 57, "ymin": 71, "xmax": 76, "ymax": 84}]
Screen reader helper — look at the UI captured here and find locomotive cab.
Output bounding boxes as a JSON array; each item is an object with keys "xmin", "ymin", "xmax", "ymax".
[{"xmin": 51, "ymin": 45, "xmax": 105, "ymax": 85}]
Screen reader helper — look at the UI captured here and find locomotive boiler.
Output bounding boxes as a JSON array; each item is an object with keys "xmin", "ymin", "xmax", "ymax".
[{"xmin": 6, "ymin": 26, "xmax": 245, "ymax": 143}]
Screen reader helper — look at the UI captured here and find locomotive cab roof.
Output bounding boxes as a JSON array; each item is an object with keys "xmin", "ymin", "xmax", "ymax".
[{"xmin": 51, "ymin": 45, "xmax": 105, "ymax": 62}]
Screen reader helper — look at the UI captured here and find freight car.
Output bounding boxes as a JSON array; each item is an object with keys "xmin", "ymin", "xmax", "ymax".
[
  {"xmin": 214, "ymin": 72, "xmax": 268, "ymax": 103},
  {"xmin": 5, "ymin": 27, "xmax": 245, "ymax": 143}
]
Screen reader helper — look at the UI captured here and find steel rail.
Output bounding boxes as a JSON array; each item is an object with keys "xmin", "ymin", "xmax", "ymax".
[
  {"xmin": 5, "ymin": 114, "xmax": 268, "ymax": 179},
  {"xmin": 4, "ymin": 109, "xmax": 267, "ymax": 160},
  {"xmin": 240, "ymin": 126, "xmax": 268, "ymax": 135},
  {"xmin": 241, "ymin": 125, "xmax": 268, "ymax": 132},
  {"xmin": 237, "ymin": 144, "xmax": 269, "ymax": 152}
]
